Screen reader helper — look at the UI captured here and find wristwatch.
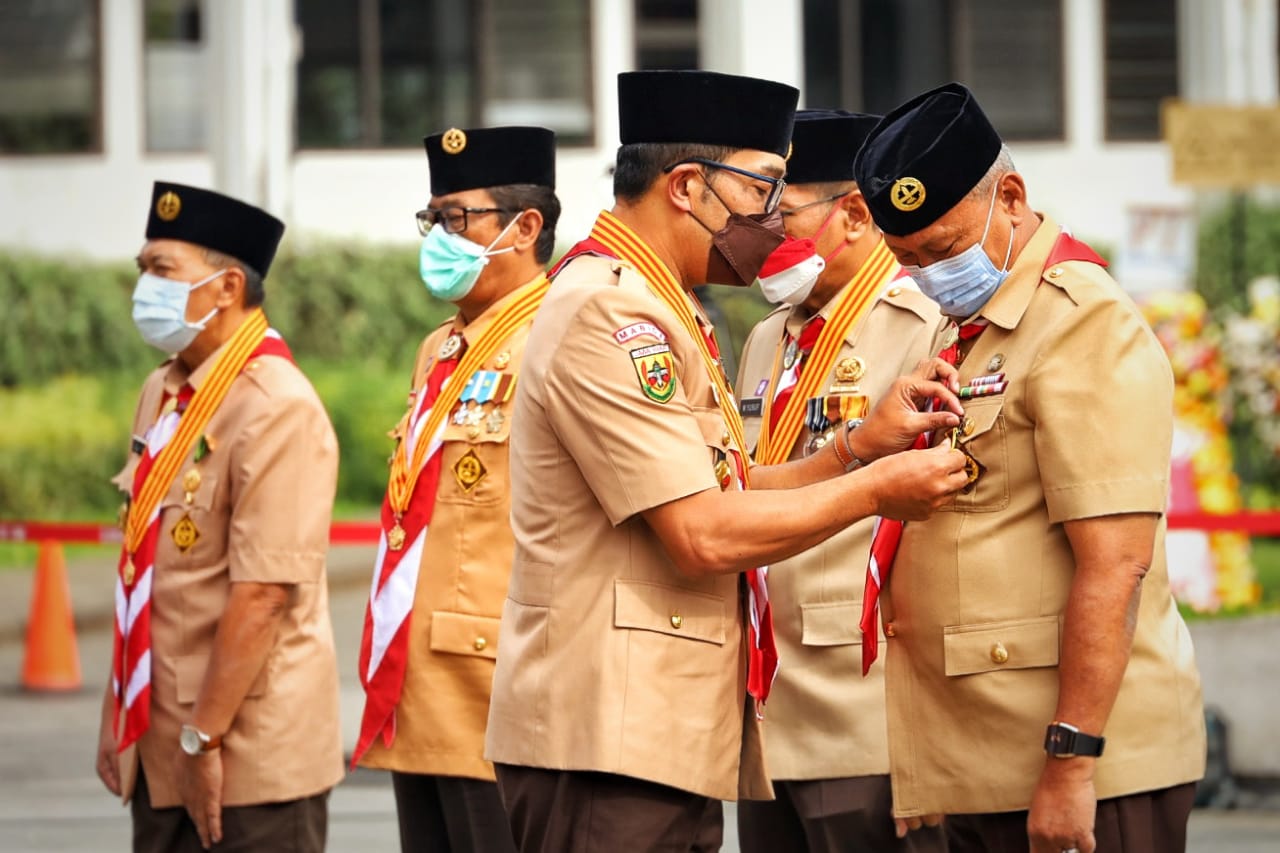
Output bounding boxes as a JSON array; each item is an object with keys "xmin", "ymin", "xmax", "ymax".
[
  {"xmin": 1044, "ymin": 721, "xmax": 1105, "ymax": 758},
  {"xmin": 179, "ymin": 724, "xmax": 222, "ymax": 756},
  {"xmin": 834, "ymin": 418, "xmax": 867, "ymax": 473}
]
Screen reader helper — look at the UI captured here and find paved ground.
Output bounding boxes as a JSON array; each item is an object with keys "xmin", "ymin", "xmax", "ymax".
[{"xmin": 0, "ymin": 548, "xmax": 1276, "ymax": 851}]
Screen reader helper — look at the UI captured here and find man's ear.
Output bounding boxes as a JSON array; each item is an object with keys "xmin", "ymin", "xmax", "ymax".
[
  {"xmin": 512, "ymin": 209, "xmax": 545, "ymax": 253},
  {"xmin": 213, "ymin": 266, "xmax": 245, "ymax": 310},
  {"xmin": 998, "ymin": 172, "xmax": 1030, "ymax": 226},
  {"xmin": 841, "ymin": 190, "xmax": 873, "ymax": 243},
  {"xmin": 665, "ymin": 163, "xmax": 702, "ymax": 214}
]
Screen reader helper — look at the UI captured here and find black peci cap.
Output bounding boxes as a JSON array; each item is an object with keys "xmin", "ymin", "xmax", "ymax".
[
  {"xmin": 786, "ymin": 109, "xmax": 883, "ymax": 185},
  {"xmin": 145, "ymin": 182, "xmax": 286, "ymax": 277},
  {"xmin": 424, "ymin": 126, "xmax": 556, "ymax": 196},
  {"xmin": 853, "ymin": 82, "xmax": 1003, "ymax": 236},
  {"xmin": 617, "ymin": 70, "xmax": 799, "ymax": 158}
]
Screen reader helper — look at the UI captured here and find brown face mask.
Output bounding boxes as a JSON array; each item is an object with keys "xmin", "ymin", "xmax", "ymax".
[{"xmin": 705, "ymin": 208, "xmax": 786, "ymax": 288}]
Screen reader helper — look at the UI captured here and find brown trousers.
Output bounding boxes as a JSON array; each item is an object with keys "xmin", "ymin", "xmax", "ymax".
[
  {"xmin": 738, "ymin": 774, "xmax": 949, "ymax": 853},
  {"xmin": 391, "ymin": 771, "xmax": 517, "ymax": 853},
  {"xmin": 131, "ymin": 767, "xmax": 328, "ymax": 853},
  {"xmin": 494, "ymin": 764, "xmax": 723, "ymax": 853},
  {"xmin": 944, "ymin": 782, "xmax": 1196, "ymax": 853}
]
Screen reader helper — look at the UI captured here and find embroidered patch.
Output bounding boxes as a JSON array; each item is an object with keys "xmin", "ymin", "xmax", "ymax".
[
  {"xmin": 453, "ymin": 449, "xmax": 487, "ymax": 492},
  {"xmin": 754, "ymin": 378, "xmax": 769, "ymax": 397},
  {"xmin": 613, "ymin": 322, "xmax": 668, "ymax": 345},
  {"xmin": 631, "ymin": 343, "xmax": 676, "ymax": 403}
]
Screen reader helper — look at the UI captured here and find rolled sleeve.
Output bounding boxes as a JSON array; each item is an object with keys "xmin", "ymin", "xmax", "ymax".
[
  {"xmin": 1031, "ymin": 297, "xmax": 1173, "ymax": 524},
  {"xmin": 544, "ymin": 289, "xmax": 718, "ymax": 526}
]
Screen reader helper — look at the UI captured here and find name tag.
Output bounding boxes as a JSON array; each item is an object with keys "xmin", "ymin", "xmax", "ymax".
[{"xmin": 739, "ymin": 397, "xmax": 764, "ymax": 418}]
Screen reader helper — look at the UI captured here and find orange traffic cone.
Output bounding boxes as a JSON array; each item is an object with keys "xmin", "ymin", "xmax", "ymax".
[{"xmin": 21, "ymin": 541, "xmax": 82, "ymax": 691}]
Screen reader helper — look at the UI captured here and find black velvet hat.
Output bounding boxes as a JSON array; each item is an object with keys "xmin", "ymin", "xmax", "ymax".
[
  {"xmin": 424, "ymin": 126, "xmax": 556, "ymax": 195},
  {"xmin": 144, "ymin": 182, "xmax": 286, "ymax": 277},
  {"xmin": 786, "ymin": 109, "xmax": 883, "ymax": 184},
  {"xmin": 853, "ymin": 83, "xmax": 1003, "ymax": 236},
  {"xmin": 617, "ymin": 71, "xmax": 799, "ymax": 158}
]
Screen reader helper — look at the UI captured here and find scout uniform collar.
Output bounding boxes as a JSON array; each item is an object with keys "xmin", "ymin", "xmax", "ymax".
[
  {"xmin": 449, "ymin": 271, "xmax": 549, "ymax": 345},
  {"xmin": 976, "ymin": 212, "xmax": 1055, "ymax": 331}
]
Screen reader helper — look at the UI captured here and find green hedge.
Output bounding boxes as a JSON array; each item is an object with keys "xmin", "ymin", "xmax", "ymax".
[{"xmin": 1196, "ymin": 198, "xmax": 1280, "ymax": 315}]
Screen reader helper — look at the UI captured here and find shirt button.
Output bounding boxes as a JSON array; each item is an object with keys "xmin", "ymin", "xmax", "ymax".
[
  {"xmin": 670, "ymin": 613, "xmax": 683, "ymax": 629},
  {"xmin": 1048, "ymin": 266, "xmax": 1064, "ymax": 279},
  {"xmin": 473, "ymin": 636, "xmax": 487, "ymax": 651},
  {"xmin": 990, "ymin": 642, "xmax": 1009, "ymax": 664},
  {"xmin": 885, "ymin": 622, "xmax": 897, "ymax": 638},
  {"xmin": 721, "ymin": 430, "xmax": 731, "ymax": 447},
  {"xmin": 887, "ymin": 286, "xmax": 903, "ymax": 297}
]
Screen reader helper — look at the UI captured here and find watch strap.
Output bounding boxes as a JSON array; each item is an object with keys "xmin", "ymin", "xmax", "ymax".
[{"xmin": 1044, "ymin": 721, "xmax": 1105, "ymax": 757}]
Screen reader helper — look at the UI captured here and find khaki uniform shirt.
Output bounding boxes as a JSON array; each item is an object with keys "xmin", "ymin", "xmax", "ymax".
[
  {"xmin": 736, "ymin": 278, "xmax": 939, "ymax": 781},
  {"xmin": 485, "ymin": 254, "xmax": 771, "ymax": 802},
  {"xmin": 360, "ymin": 279, "xmax": 537, "ymax": 782},
  {"xmin": 114, "ymin": 339, "xmax": 343, "ymax": 809},
  {"xmin": 885, "ymin": 215, "xmax": 1206, "ymax": 816}
]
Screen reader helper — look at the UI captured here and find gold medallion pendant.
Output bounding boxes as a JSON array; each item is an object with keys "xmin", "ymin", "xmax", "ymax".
[
  {"xmin": 388, "ymin": 522, "xmax": 407, "ymax": 551},
  {"xmin": 171, "ymin": 514, "xmax": 201, "ymax": 552},
  {"xmin": 123, "ymin": 559, "xmax": 136, "ymax": 585}
]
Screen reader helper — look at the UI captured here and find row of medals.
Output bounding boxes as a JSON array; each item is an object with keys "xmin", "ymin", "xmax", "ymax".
[{"xmin": 799, "ymin": 351, "xmax": 867, "ymax": 456}]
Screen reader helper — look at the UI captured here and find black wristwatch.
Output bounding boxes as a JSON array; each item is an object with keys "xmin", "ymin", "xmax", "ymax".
[{"xmin": 1044, "ymin": 721, "xmax": 1105, "ymax": 758}]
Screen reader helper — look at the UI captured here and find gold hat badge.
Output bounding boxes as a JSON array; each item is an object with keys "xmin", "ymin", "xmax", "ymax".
[
  {"xmin": 156, "ymin": 191, "xmax": 182, "ymax": 221},
  {"xmin": 890, "ymin": 177, "xmax": 925, "ymax": 212},
  {"xmin": 441, "ymin": 128, "xmax": 467, "ymax": 155}
]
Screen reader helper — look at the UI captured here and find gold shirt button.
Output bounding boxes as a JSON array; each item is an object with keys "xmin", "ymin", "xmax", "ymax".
[
  {"xmin": 887, "ymin": 286, "xmax": 903, "ymax": 297},
  {"xmin": 885, "ymin": 622, "xmax": 897, "ymax": 638},
  {"xmin": 670, "ymin": 613, "xmax": 683, "ymax": 629},
  {"xmin": 721, "ymin": 430, "xmax": 731, "ymax": 447},
  {"xmin": 473, "ymin": 636, "xmax": 487, "ymax": 651},
  {"xmin": 1048, "ymin": 266, "xmax": 1064, "ymax": 278},
  {"xmin": 990, "ymin": 642, "xmax": 1009, "ymax": 664}
]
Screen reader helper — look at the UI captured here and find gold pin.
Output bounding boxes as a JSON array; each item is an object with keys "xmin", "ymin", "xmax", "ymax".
[
  {"xmin": 890, "ymin": 176, "xmax": 926, "ymax": 212},
  {"xmin": 835, "ymin": 356, "xmax": 865, "ymax": 384},
  {"xmin": 494, "ymin": 351, "xmax": 511, "ymax": 370},
  {"xmin": 123, "ymin": 559, "xmax": 136, "ymax": 585},
  {"xmin": 720, "ymin": 430, "xmax": 731, "ymax": 447},
  {"xmin": 670, "ymin": 612, "xmax": 683, "ymax": 629},
  {"xmin": 887, "ymin": 286, "xmax": 903, "ymax": 298},
  {"xmin": 155, "ymin": 191, "xmax": 182, "ymax": 221},
  {"xmin": 182, "ymin": 468, "xmax": 202, "ymax": 494},
  {"xmin": 441, "ymin": 127, "xmax": 467, "ymax": 154},
  {"xmin": 961, "ymin": 414, "xmax": 976, "ymax": 437}
]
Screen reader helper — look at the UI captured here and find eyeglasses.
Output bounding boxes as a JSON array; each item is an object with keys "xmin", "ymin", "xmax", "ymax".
[
  {"xmin": 415, "ymin": 206, "xmax": 517, "ymax": 236},
  {"xmin": 663, "ymin": 158, "xmax": 787, "ymax": 214},
  {"xmin": 780, "ymin": 189, "xmax": 852, "ymax": 218}
]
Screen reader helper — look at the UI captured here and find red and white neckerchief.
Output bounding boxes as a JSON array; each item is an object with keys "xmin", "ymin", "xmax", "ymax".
[
  {"xmin": 857, "ymin": 229, "xmax": 1109, "ymax": 676},
  {"xmin": 353, "ymin": 276, "xmax": 549, "ymax": 765},
  {"xmin": 111, "ymin": 326, "xmax": 291, "ymax": 751},
  {"xmin": 766, "ymin": 315, "xmax": 826, "ymax": 440}
]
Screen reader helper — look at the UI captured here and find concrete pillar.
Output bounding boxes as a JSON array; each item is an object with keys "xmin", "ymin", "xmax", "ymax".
[
  {"xmin": 699, "ymin": 0, "xmax": 804, "ymax": 93},
  {"xmin": 592, "ymin": 0, "xmax": 634, "ymax": 148},
  {"xmin": 100, "ymin": 0, "xmax": 143, "ymax": 163},
  {"xmin": 1181, "ymin": 0, "xmax": 1279, "ymax": 104},
  {"xmin": 206, "ymin": 0, "xmax": 296, "ymax": 217},
  {"xmin": 1062, "ymin": 0, "xmax": 1104, "ymax": 150}
]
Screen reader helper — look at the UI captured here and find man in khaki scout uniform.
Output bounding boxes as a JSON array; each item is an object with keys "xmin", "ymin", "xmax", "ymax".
[
  {"xmin": 95, "ymin": 182, "xmax": 342, "ymax": 852},
  {"xmin": 485, "ymin": 70, "xmax": 975, "ymax": 853},
  {"xmin": 735, "ymin": 109, "xmax": 946, "ymax": 853},
  {"xmin": 852, "ymin": 83, "xmax": 1205, "ymax": 853},
  {"xmin": 353, "ymin": 126, "xmax": 560, "ymax": 853}
]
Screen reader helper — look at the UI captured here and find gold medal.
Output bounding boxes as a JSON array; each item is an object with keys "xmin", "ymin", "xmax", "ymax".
[
  {"xmin": 834, "ymin": 356, "xmax": 866, "ymax": 384},
  {"xmin": 182, "ymin": 468, "xmax": 202, "ymax": 493},
  {"xmin": 438, "ymin": 332, "xmax": 463, "ymax": 361},
  {"xmin": 123, "ymin": 559, "xmax": 136, "ymax": 585},
  {"xmin": 171, "ymin": 514, "xmax": 200, "ymax": 552},
  {"xmin": 388, "ymin": 521, "xmax": 406, "ymax": 551},
  {"xmin": 714, "ymin": 458, "xmax": 733, "ymax": 491},
  {"xmin": 960, "ymin": 448, "xmax": 986, "ymax": 494}
]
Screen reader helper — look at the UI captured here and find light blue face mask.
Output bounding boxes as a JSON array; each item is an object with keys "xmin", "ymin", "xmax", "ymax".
[
  {"xmin": 903, "ymin": 182, "xmax": 1014, "ymax": 319},
  {"xmin": 131, "ymin": 269, "xmax": 225, "ymax": 354},
  {"xmin": 419, "ymin": 213, "xmax": 521, "ymax": 302}
]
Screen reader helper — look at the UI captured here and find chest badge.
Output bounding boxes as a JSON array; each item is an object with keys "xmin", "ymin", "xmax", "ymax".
[
  {"xmin": 834, "ymin": 356, "xmax": 865, "ymax": 384},
  {"xmin": 782, "ymin": 338, "xmax": 799, "ymax": 371},
  {"xmin": 171, "ymin": 514, "xmax": 201, "ymax": 552},
  {"xmin": 438, "ymin": 332, "xmax": 464, "ymax": 361},
  {"xmin": 453, "ymin": 449, "xmax": 487, "ymax": 492}
]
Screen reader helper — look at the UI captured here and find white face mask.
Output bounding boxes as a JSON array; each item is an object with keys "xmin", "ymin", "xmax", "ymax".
[{"xmin": 131, "ymin": 269, "xmax": 225, "ymax": 354}]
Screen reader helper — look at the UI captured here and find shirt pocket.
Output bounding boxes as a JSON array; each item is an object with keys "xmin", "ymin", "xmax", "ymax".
[
  {"xmin": 800, "ymin": 600, "xmax": 886, "ymax": 647},
  {"xmin": 430, "ymin": 611, "xmax": 501, "ymax": 660},
  {"xmin": 943, "ymin": 397, "xmax": 1009, "ymax": 513},
  {"xmin": 614, "ymin": 578, "xmax": 726, "ymax": 646},
  {"xmin": 942, "ymin": 615, "xmax": 1060, "ymax": 677},
  {"xmin": 174, "ymin": 652, "xmax": 268, "ymax": 704}
]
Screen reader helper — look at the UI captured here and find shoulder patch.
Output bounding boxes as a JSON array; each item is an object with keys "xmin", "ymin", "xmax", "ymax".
[
  {"xmin": 613, "ymin": 321, "xmax": 668, "ymax": 345},
  {"xmin": 631, "ymin": 343, "xmax": 676, "ymax": 403}
]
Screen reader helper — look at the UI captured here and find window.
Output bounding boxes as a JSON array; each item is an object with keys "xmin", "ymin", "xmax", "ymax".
[
  {"xmin": 803, "ymin": 0, "xmax": 1065, "ymax": 142},
  {"xmin": 635, "ymin": 0, "xmax": 699, "ymax": 70},
  {"xmin": 1104, "ymin": 0, "xmax": 1178, "ymax": 141},
  {"xmin": 296, "ymin": 0, "xmax": 593, "ymax": 149},
  {"xmin": 144, "ymin": 0, "xmax": 206, "ymax": 152},
  {"xmin": 0, "ymin": 0, "xmax": 101, "ymax": 154}
]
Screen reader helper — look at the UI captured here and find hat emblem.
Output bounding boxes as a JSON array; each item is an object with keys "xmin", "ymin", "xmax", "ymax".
[
  {"xmin": 155, "ymin": 191, "xmax": 182, "ymax": 222},
  {"xmin": 441, "ymin": 128, "xmax": 467, "ymax": 155},
  {"xmin": 890, "ymin": 177, "xmax": 926, "ymax": 212}
]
